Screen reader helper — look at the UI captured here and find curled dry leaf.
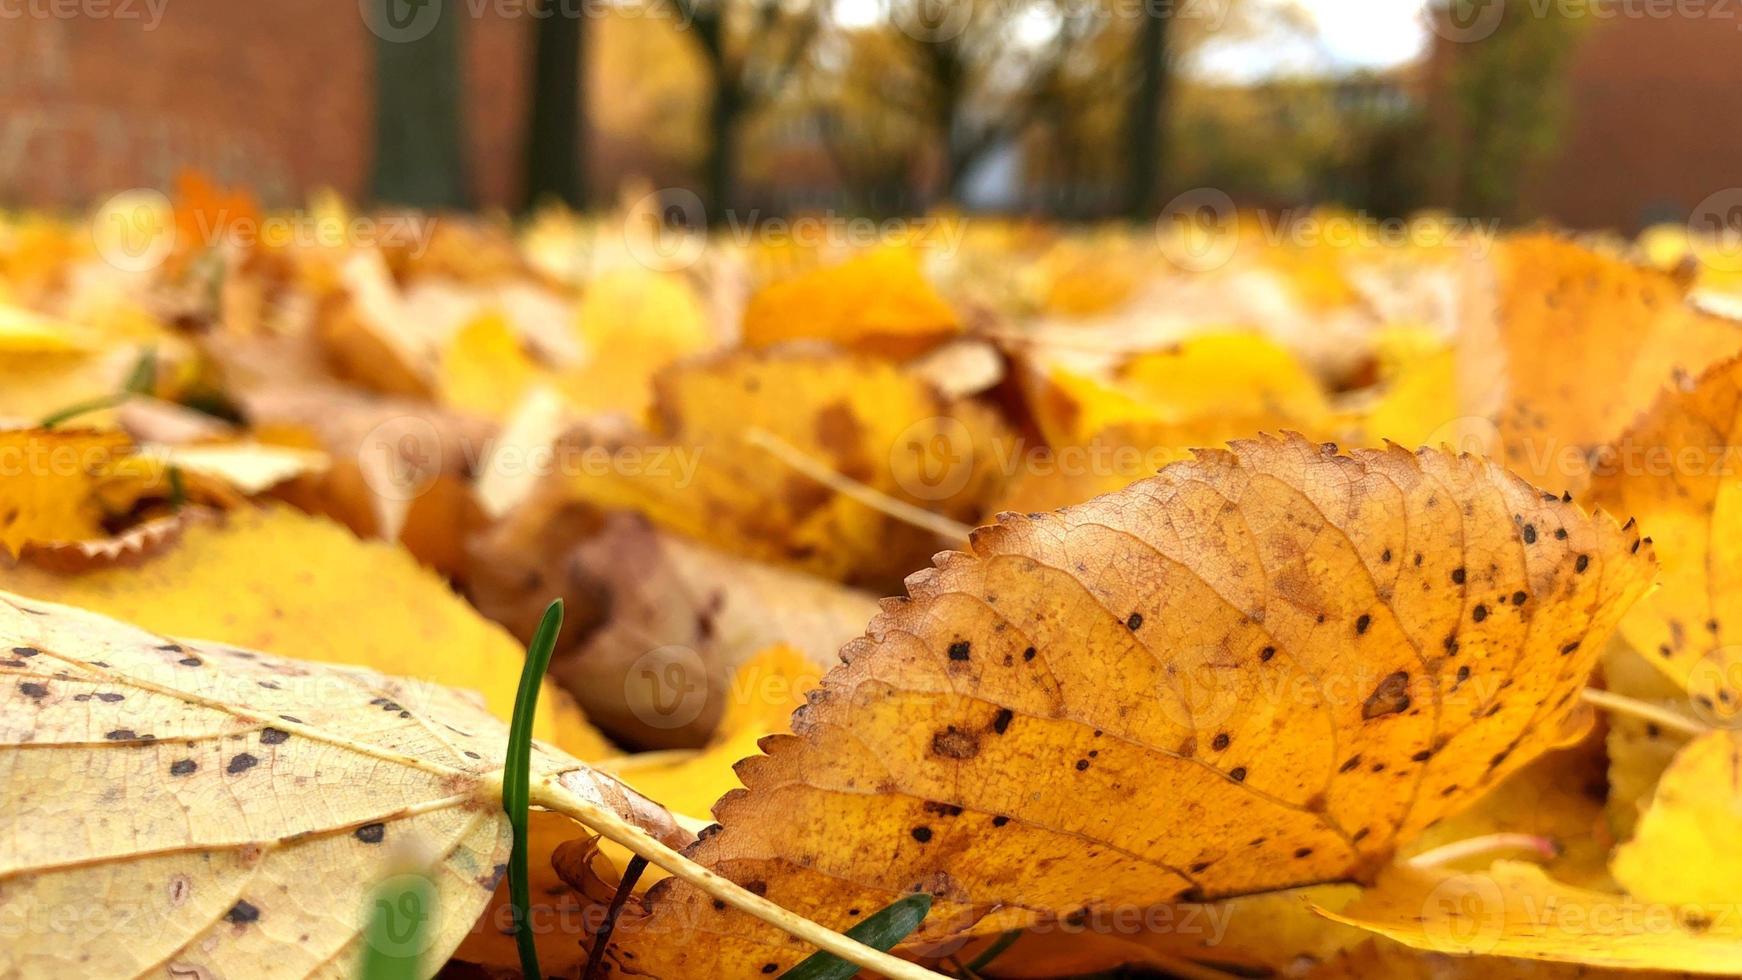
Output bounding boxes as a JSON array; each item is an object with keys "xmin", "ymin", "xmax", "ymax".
[
  {"xmin": 1315, "ymin": 861, "xmax": 1742, "ymax": 974},
  {"xmin": 1610, "ymin": 729, "xmax": 1742, "ymax": 908},
  {"xmin": 0, "ymin": 592, "xmax": 679, "ymax": 978},
  {"xmin": 0, "ymin": 504, "xmax": 607, "ymax": 758},
  {"xmin": 607, "ymin": 435, "xmax": 1655, "ymax": 977},
  {"xmin": 1601, "ymin": 642, "xmax": 1701, "ymax": 839},
  {"xmin": 546, "ymin": 513, "xmax": 880, "ymax": 750}
]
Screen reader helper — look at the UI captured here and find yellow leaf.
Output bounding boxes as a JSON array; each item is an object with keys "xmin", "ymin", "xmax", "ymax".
[
  {"xmin": 1611, "ymin": 730, "xmax": 1742, "ymax": 907},
  {"xmin": 0, "ymin": 591, "xmax": 680, "ymax": 978},
  {"xmin": 1118, "ymin": 333, "xmax": 1332, "ymax": 429},
  {"xmin": 606, "ymin": 436, "xmax": 1655, "ymax": 977},
  {"xmin": 566, "ymin": 349, "xmax": 1008, "ymax": 589},
  {"xmin": 0, "ymin": 504, "xmax": 607, "ymax": 758},
  {"xmin": 1585, "ymin": 354, "xmax": 1742, "ymax": 714},
  {"xmin": 1474, "ymin": 235, "xmax": 1742, "ymax": 493},
  {"xmin": 1317, "ymin": 861, "xmax": 1742, "ymax": 974},
  {"xmin": 742, "ymin": 247, "xmax": 960, "ymax": 357},
  {"xmin": 1308, "ymin": 939, "xmax": 1703, "ymax": 979}
]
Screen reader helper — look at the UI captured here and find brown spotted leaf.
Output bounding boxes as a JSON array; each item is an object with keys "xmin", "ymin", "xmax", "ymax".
[
  {"xmin": 607, "ymin": 435, "xmax": 1656, "ymax": 977},
  {"xmin": 0, "ymin": 591, "xmax": 680, "ymax": 978}
]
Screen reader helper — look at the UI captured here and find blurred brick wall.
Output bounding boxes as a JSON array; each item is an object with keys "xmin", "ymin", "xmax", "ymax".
[
  {"xmin": 0, "ymin": 0, "xmax": 532, "ymax": 209},
  {"xmin": 1425, "ymin": 10, "xmax": 1742, "ymax": 232}
]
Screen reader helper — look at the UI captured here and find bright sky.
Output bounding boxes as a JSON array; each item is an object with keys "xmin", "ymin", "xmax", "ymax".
[
  {"xmin": 829, "ymin": 0, "xmax": 1434, "ymax": 82},
  {"xmin": 1191, "ymin": 0, "xmax": 1432, "ymax": 82}
]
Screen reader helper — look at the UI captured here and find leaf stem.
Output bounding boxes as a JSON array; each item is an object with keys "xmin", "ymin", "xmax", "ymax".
[
  {"xmin": 505, "ymin": 600, "xmax": 564, "ymax": 980},
  {"xmin": 530, "ymin": 774, "xmax": 949, "ymax": 980},
  {"xmin": 1408, "ymin": 833, "xmax": 1558, "ymax": 869},
  {"xmin": 1580, "ymin": 687, "xmax": 1708, "ymax": 738},
  {"xmin": 745, "ymin": 427, "xmax": 974, "ymax": 542},
  {"xmin": 583, "ymin": 854, "xmax": 647, "ymax": 980}
]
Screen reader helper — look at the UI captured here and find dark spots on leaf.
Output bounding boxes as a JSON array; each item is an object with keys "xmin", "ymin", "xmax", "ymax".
[
  {"xmin": 1294, "ymin": 847, "xmax": 1313, "ymax": 859},
  {"xmin": 19, "ymin": 682, "xmax": 46, "ymax": 698},
  {"xmin": 1211, "ymin": 732, "xmax": 1230, "ymax": 751},
  {"xmin": 992, "ymin": 815, "xmax": 1010, "ymax": 827},
  {"xmin": 1022, "ymin": 646, "xmax": 1036, "ymax": 662},
  {"xmin": 1575, "ymin": 554, "xmax": 1590, "ymax": 573},
  {"xmin": 260, "ymin": 727, "xmax": 290, "ymax": 745},
  {"xmin": 1355, "ymin": 614, "xmax": 1371, "ymax": 636},
  {"xmin": 1362, "ymin": 671, "xmax": 1411, "ymax": 720},
  {"xmin": 947, "ymin": 641, "xmax": 971, "ymax": 662},
  {"xmin": 1413, "ymin": 553, "xmax": 1423, "ymax": 567},
  {"xmin": 1522, "ymin": 524, "xmax": 1536, "ymax": 544},
  {"xmin": 1353, "ymin": 827, "xmax": 1371, "ymax": 842},
  {"xmin": 1229, "ymin": 767, "xmax": 1247, "ymax": 782},
  {"xmin": 1381, "ymin": 549, "xmax": 1392, "ymax": 563},
  {"xmin": 464, "ymin": 750, "xmax": 482, "ymax": 760},
  {"xmin": 923, "ymin": 801, "xmax": 963, "ymax": 817},
  {"xmin": 1451, "ymin": 567, "xmax": 1465, "ymax": 585},
  {"xmin": 1472, "ymin": 604, "xmax": 1488, "ymax": 623},
  {"xmin": 177, "ymin": 657, "xmax": 202, "ymax": 667},
  {"xmin": 761, "ymin": 964, "xmax": 779, "ymax": 974},
  {"xmin": 105, "ymin": 729, "xmax": 137, "ymax": 740},
  {"xmin": 1190, "ymin": 860, "xmax": 1211, "ymax": 873},
  {"xmin": 355, "ymin": 823, "xmax": 386, "ymax": 844},
  {"xmin": 1632, "ymin": 539, "xmax": 1641, "ymax": 554},
  {"xmin": 1659, "ymin": 643, "xmax": 1674, "ymax": 659},
  {"xmin": 1555, "ymin": 528, "xmax": 1568, "ymax": 540},
  {"xmin": 170, "ymin": 759, "xmax": 197, "ymax": 776},
  {"xmin": 1339, "ymin": 754, "xmax": 1361, "ymax": 773},
  {"xmin": 910, "ymin": 826, "xmax": 933, "ymax": 843},
  {"xmin": 991, "ymin": 708, "xmax": 1014, "ymax": 734},
  {"xmin": 1456, "ymin": 665, "xmax": 1471, "ymax": 683},
  {"xmin": 1074, "ymin": 759, "xmax": 1090, "ymax": 771},
  {"xmin": 1411, "ymin": 749, "xmax": 1434, "ymax": 762},
  {"xmin": 1443, "ymin": 632, "xmax": 1459, "ymax": 654},
  {"xmin": 1561, "ymin": 641, "xmax": 1580, "ymax": 655},
  {"xmin": 257, "ymin": 680, "xmax": 280, "ymax": 690},
  {"xmin": 1512, "ymin": 591, "xmax": 1527, "ymax": 605},
  {"xmin": 11, "ymin": 646, "xmax": 39, "ymax": 658},
  {"xmin": 227, "ymin": 753, "xmax": 259, "ymax": 775},
  {"xmin": 1371, "ymin": 761, "xmax": 1386, "ymax": 773},
  {"xmin": 224, "ymin": 901, "xmax": 260, "ymax": 925},
  {"xmin": 1315, "ymin": 613, "xmax": 1326, "ymax": 624},
  {"xmin": 96, "ymin": 692, "xmax": 123, "ymax": 702},
  {"xmin": 1259, "ymin": 646, "xmax": 1276, "ymax": 662},
  {"xmin": 1126, "ymin": 612, "xmax": 1143, "ymax": 630},
  {"xmin": 1440, "ymin": 784, "xmax": 1460, "ymax": 797},
  {"xmin": 931, "ymin": 726, "xmax": 980, "ymax": 760}
]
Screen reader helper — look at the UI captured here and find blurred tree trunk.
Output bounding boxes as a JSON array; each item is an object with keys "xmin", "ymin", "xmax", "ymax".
[
  {"xmin": 522, "ymin": 0, "xmax": 587, "ymax": 210},
  {"xmin": 370, "ymin": 0, "xmax": 470, "ymax": 208},
  {"xmin": 1124, "ymin": 2, "xmax": 1170, "ymax": 218}
]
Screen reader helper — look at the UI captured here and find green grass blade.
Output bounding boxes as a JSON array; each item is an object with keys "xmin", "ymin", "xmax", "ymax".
[
  {"xmin": 357, "ymin": 872, "xmax": 435, "ymax": 980},
  {"xmin": 962, "ymin": 929, "xmax": 1022, "ymax": 974},
  {"xmin": 504, "ymin": 599, "xmax": 564, "ymax": 980},
  {"xmin": 40, "ymin": 346, "xmax": 158, "ymax": 428},
  {"xmin": 777, "ymin": 893, "xmax": 932, "ymax": 980}
]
